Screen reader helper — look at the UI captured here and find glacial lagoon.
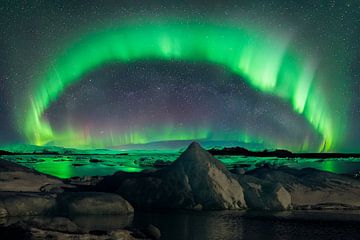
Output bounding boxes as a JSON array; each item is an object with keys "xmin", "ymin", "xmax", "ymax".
[{"xmin": 2, "ymin": 151, "xmax": 360, "ymax": 179}]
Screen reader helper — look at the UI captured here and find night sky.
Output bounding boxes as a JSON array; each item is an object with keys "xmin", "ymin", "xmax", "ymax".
[{"xmin": 0, "ymin": 0, "xmax": 359, "ymax": 152}]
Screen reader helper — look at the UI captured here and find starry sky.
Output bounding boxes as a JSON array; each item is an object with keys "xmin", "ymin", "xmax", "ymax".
[{"xmin": 0, "ymin": 0, "xmax": 359, "ymax": 152}]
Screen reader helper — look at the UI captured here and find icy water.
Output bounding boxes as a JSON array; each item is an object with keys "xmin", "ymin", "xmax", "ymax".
[
  {"xmin": 4, "ymin": 210, "xmax": 360, "ymax": 240},
  {"xmin": 2, "ymin": 152, "xmax": 360, "ymax": 178},
  {"xmin": 132, "ymin": 210, "xmax": 360, "ymax": 240}
]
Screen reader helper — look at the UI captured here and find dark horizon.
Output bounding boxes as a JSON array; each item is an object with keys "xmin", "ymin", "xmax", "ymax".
[{"xmin": 2, "ymin": 140, "xmax": 360, "ymax": 157}]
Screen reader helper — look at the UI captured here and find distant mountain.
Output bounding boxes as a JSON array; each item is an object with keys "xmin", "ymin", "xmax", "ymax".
[
  {"xmin": 0, "ymin": 140, "xmax": 265, "ymax": 154},
  {"xmin": 0, "ymin": 144, "xmax": 69, "ymax": 154},
  {"xmin": 0, "ymin": 144, "xmax": 123, "ymax": 155},
  {"xmin": 112, "ymin": 140, "xmax": 265, "ymax": 151},
  {"xmin": 208, "ymin": 146, "xmax": 360, "ymax": 159}
]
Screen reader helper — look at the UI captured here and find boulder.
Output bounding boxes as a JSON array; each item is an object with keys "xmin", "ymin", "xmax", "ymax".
[
  {"xmin": 72, "ymin": 214, "xmax": 133, "ymax": 231},
  {"xmin": 0, "ymin": 192, "xmax": 56, "ymax": 217},
  {"xmin": 58, "ymin": 192, "xmax": 134, "ymax": 215},
  {"xmin": 143, "ymin": 224, "xmax": 161, "ymax": 240},
  {"xmin": 0, "ymin": 207, "xmax": 7, "ymax": 218},
  {"xmin": 238, "ymin": 174, "xmax": 292, "ymax": 210},
  {"xmin": 239, "ymin": 166, "xmax": 360, "ymax": 210},
  {"xmin": 273, "ymin": 185, "xmax": 292, "ymax": 210},
  {"xmin": 0, "ymin": 218, "xmax": 141, "ymax": 240},
  {"xmin": 26, "ymin": 217, "xmax": 81, "ymax": 233},
  {"xmin": 108, "ymin": 142, "xmax": 246, "ymax": 210}
]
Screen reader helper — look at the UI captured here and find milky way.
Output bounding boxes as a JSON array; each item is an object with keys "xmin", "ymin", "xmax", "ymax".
[{"xmin": 45, "ymin": 61, "xmax": 322, "ymax": 150}]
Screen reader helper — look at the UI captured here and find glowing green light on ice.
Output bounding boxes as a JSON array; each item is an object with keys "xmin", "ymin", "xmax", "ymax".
[{"xmin": 22, "ymin": 21, "xmax": 340, "ymax": 151}]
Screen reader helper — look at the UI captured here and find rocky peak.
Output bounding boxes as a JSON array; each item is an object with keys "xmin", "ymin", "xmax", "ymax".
[
  {"xmin": 171, "ymin": 142, "xmax": 228, "ymax": 174},
  {"xmin": 177, "ymin": 141, "xmax": 209, "ymax": 162},
  {"xmin": 188, "ymin": 141, "xmax": 201, "ymax": 149},
  {"xmin": 164, "ymin": 142, "xmax": 246, "ymax": 209}
]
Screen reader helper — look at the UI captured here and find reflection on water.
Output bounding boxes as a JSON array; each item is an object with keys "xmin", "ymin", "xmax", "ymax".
[
  {"xmin": 2, "ymin": 211, "xmax": 360, "ymax": 240},
  {"xmin": 34, "ymin": 160, "xmax": 144, "ymax": 179},
  {"xmin": 71, "ymin": 214, "xmax": 134, "ymax": 231},
  {"xmin": 2, "ymin": 153, "xmax": 360, "ymax": 178},
  {"xmin": 133, "ymin": 210, "xmax": 360, "ymax": 240}
]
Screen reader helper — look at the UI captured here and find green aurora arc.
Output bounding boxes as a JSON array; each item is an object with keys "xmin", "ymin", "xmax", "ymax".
[{"xmin": 22, "ymin": 21, "xmax": 342, "ymax": 151}]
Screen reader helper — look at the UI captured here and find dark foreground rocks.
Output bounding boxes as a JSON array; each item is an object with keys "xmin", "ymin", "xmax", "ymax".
[
  {"xmin": 239, "ymin": 166, "xmax": 360, "ymax": 210},
  {"xmin": 2, "ymin": 142, "xmax": 360, "ymax": 213},
  {"xmin": 0, "ymin": 158, "xmax": 152, "ymax": 239},
  {"xmin": 0, "ymin": 160, "xmax": 66, "ymax": 192},
  {"xmin": 2, "ymin": 142, "xmax": 360, "ymax": 238},
  {"xmin": 0, "ymin": 192, "xmax": 57, "ymax": 217},
  {"xmin": 98, "ymin": 142, "xmax": 360, "ymax": 211},
  {"xmin": 0, "ymin": 159, "xmax": 134, "ymax": 217},
  {"xmin": 0, "ymin": 217, "xmax": 147, "ymax": 240},
  {"xmin": 0, "ymin": 192, "xmax": 133, "ymax": 218},
  {"xmin": 58, "ymin": 192, "xmax": 134, "ymax": 215},
  {"xmin": 98, "ymin": 142, "xmax": 246, "ymax": 210},
  {"xmin": 142, "ymin": 224, "xmax": 161, "ymax": 240}
]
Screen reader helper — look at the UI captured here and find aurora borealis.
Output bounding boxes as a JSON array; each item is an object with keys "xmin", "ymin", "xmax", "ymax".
[
  {"xmin": 0, "ymin": 1, "xmax": 359, "ymax": 152},
  {"xmin": 25, "ymin": 21, "xmax": 334, "ymax": 150}
]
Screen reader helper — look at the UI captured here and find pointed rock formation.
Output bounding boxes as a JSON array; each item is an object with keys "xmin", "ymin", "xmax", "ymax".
[{"xmin": 113, "ymin": 142, "xmax": 246, "ymax": 210}]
